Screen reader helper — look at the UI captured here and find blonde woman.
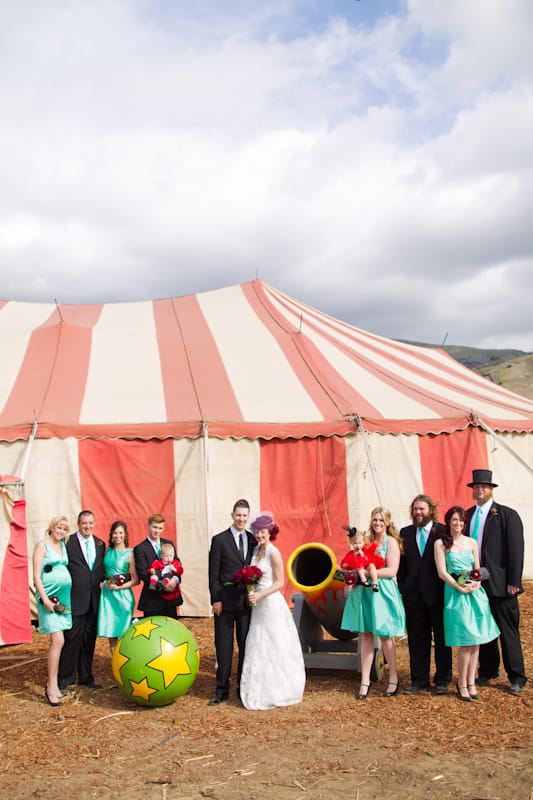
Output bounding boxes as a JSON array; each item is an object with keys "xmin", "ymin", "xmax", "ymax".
[
  {"xmin": 341, "ymin": 507, "xmax": 406, "ymax": 698},
  {"xmin": 33, "ymin": 516, "xmax": 72, "ymax": 706}
]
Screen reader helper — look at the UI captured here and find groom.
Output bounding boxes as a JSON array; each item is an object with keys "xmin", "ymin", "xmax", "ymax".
[{"xmin": 208, "ymin": 499, "xmax": 256, "ymax": 705}]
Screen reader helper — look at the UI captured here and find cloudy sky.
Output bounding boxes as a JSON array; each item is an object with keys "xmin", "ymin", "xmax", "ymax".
[{"xmin": 1, "ymin": 0, "xmax": 532, "ymax": 350}]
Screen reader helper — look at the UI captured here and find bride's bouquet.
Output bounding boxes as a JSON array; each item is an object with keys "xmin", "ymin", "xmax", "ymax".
[{"xmin": 232, "ymin": 565, "xmax": 263, "ymax": 606}]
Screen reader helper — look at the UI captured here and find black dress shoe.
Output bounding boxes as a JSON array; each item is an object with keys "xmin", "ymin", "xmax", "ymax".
[
  {"xmin": 435, "ymin": 684, "xmax": 449, "ymax": 695},
  {"xmin": 82, "ymin": 681, "xmax": 103, "ymax": 689},
  {"xmin": 403, "ymin": 684, "xmax": 430, "ymax": 695},
  {"xmin": 208, "ymin": 695, "xmax": 228, "ymax": 706},
  {"xmin": 508, "ymin": 683, "xmax": 524, "ymax": 696},
  {"xmin": 476, "ymin": 672, "xmax": 499, "ymax": 685}
]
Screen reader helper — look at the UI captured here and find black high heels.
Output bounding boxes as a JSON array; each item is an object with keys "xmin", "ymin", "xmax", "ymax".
[
  {"xmin": 467, "ymin": 684, "xmax": 480, "ymax": 700},
  {"xmin": 45, "ymin": 687, "xmax": 62, "ymax": 707},
  {"xmin": 384, "ymin": 681, "xmax": 399, "ymax": 697},
  {"xmin": 357, "ymin": 683, "xmax": 370, "ymax": 700},
  {"xmin": 456, "ymin": 683, "xmax": 473, "ymax": 702}
]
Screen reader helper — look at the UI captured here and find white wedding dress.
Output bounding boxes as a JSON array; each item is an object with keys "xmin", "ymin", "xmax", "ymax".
[{"xmin": 240, "ymin": 543, "xmax": 306, "ymax": 710}]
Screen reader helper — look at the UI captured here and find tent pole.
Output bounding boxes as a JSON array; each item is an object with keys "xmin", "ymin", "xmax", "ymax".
[
  {"xmin": 353, "ymin": 415, "xmax": 390, "ymax": 508},
  {"xmin": 203, "ymin": 421, "xmax": 213, "ymax": 537},
  {"xmin": 472, "ymin": 412, "xmax": 533, "ymax": 477},
  {"xmin": 19, "ymin": 421, "xmax": 38, "ymax": 482}
]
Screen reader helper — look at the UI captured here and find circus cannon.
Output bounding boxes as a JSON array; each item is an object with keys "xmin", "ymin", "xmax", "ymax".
[{"xmin": 287, "ymin": 542, "xmax": 384, "ymax": 677}]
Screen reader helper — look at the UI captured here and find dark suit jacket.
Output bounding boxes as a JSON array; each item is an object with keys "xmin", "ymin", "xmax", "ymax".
[
  {"xmin": 66, "ymin": 534, "xmax": 106, "ymax": 616},
  {"xmin": 134, "ymin": 537, "xmax": 182, "ymax": 613},
  {"xmin": 208, "ymin": 528, "xmax": 256, "ymax": 613},
  {"xmin": 397, "ymin": 522, "xmax": 446, "ymax": 608},
  {"xmin": 466, "ymin": 501, "xmax": 524, "ymax": 597}
]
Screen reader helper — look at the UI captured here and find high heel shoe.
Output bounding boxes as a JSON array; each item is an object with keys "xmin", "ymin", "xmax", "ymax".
[
  {"xmin": 467, "ymin": 684, "xmax": 480, "ymax": 700},
  {"xmin": 384, "ymin": 681, "xmax": 399, "ymax": 697},
  {"xmin": 456, "ymin": 683, "xmax": 473, "ymax": 702},
  {"xmin": 45, "ymin": 687, "xmax": 62, "ymax": 707},
  {"xmin": 357, "ymin": 683, "xmax": 370, "ymax": 700}
]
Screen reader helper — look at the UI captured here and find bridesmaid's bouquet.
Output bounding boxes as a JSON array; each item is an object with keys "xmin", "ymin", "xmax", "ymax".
[
  {"xmin": 232, "ymin": 566, "xmax": 263, "ymax": 606},
  {"xmin": 48, "ymin": 596, "xmax": 70, "ymax": 614},
  {"xmin": 452, "ymin": 567, "xmax": 490, "ymax": 585},
  {"xmin": 106, "ymin": 572, "xmax": 131, "ymax": 586}
]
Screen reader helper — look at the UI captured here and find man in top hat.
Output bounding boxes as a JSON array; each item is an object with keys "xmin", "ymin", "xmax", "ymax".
[{"xmin": 466, "ymin": 469, "xmax": 527, "ymax": 696}]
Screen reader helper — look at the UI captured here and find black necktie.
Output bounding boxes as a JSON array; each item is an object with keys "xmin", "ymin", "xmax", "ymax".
[{"xmin": 238, "ymin": 533, "xmax": 244, "ymax": 559}]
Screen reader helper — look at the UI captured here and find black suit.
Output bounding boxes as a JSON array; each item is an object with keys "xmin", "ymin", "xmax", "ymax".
[
  {"xmin": 466, "ymin": 501, "xmax": 527, "ymax": 686},
  {"xmin": 208, "ymin": 528, "xmax": 256, "ymax": 700},
  {"xmin": 134, "ymin": 537, "xmax": 181, "ymax": 619},
  {"xmin": 398, "ymin": 522, "xmax": 452, "ymax": 688},
  {"xmin": 58, "ymin": 534, "xmax": 105, "ymax": 689}
]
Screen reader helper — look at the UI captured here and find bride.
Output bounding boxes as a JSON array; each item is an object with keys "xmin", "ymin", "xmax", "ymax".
[{"xmin": 239, "ymin": 511, "xmax": 306, "ymax": 710}]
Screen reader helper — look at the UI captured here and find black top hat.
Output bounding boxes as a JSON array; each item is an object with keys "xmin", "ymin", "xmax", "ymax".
[{"xmin": 467, "ymin": 469, "xmax": 498, "ymax": 488}]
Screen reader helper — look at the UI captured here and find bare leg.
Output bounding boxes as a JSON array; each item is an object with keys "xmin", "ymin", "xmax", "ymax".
[
  {"xmin": 357, "ymin": 569, "xmax": 370, "ymax": 586},
  {"xmin": 467, "ymin": 645, "xmax": 480, "ymax": 696},
  {"xmin": 47, "ymin": 631, "xmax": 64, "ymax": 699},
  {"xmin": 381, "ymin": 637, "xmax": 399, "ymax": 693},
  {"xmin": 367, "ymin": 564, "xmax": 379, "ymax": 591},
  {"xmin": 358, "ymin": 632, "xmax": 374, "ymax": 697},
  {"xmin": 108, "ymin": 637, "xmax": 118, "ymax": 655},
  {"xmin": 456, "ymin": 646, "xmax": 471, "ymax": 698}
]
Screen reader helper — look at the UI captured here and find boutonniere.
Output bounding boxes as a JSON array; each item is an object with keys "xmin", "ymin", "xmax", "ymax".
[{"xmin": 489, "ymin": 508, "xmax": 499, "ymax": 519}]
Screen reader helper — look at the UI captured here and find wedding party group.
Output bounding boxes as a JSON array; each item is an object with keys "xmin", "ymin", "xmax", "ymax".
[{"xmin": 32, "ymin": 467, "xmax": 527, "ymax": 710}]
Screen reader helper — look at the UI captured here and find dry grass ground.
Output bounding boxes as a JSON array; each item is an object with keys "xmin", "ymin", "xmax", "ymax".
[{"xmin": 0, "ymin": 585, "xmax": 531, "ymax": 800}]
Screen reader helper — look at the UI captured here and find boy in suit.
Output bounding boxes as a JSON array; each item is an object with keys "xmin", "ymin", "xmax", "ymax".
[
  {"xmin": 58, "ymin": 510, "xmax": 105, "ymax": 690},
  {"xmin": 134, "ymin": 514, "xmax": 182, "ymax": 619},
  {"xmin": 208, "ymin": 499, "xmax": 256, "ymax": 705},
  {"xmin": 466, "ymin": 469, "xmax": 527, "ymax": 695}
]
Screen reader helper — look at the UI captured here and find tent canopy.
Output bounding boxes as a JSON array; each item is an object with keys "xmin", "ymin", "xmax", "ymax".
[
  {"xmin": 2, "ymin": 280, "xmax": 533, "ymax": 442},
  {"xmin": 1, "ymin": 281, "xmax": 532, "ymax": 617}
]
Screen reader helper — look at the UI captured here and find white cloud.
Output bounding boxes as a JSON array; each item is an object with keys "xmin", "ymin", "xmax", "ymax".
[{"xmin": 0, "ymin": 0, "xmax": 532, "ymax": 350}]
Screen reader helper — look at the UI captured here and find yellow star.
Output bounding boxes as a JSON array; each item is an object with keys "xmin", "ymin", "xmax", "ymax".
[
  {"xmin": 129, "ymin": 677, "xmax": 158, "ymax": 701},
  {"xmin": 131, "ymin": 619, "xmax": 160, "ymax": 639},
  {"xmin": 111, "ymin": 649, "xmax": 129, "ymax": 686},
  {"xmin": 147, "ymin": 640, "xmax": 191, "ymax": 688}
]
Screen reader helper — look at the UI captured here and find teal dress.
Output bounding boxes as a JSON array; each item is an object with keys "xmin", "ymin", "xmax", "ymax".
[
  {"xmin": 341, "ymin": 536, "xmax": 406, "ymax": 638},
  {"xmin": 37, "ymin": 541, "xmax": 72, "ymax": 634},
  {"xmin": 97, "ymin": 548, "xmax": 135, "ymax": 638},
  {"xmin": 443, "ymin": 549, "xmax": 500, "ymax": 647}
]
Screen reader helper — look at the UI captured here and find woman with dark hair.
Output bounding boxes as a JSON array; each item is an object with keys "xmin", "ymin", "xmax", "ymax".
[
  {"xmin": 33, "ymin": 516, "xmax": 72, "ymax": 706},
  {"xmin": 97, "ymin": 521, "xmax": 139, "ymax": 653},
  {"xmin": 239, "ymin": 511, "xmax": 305, "ymax": 710},
  {"xmin": 341, "ymin": 507, "xmax": 405, "ymax": 699},
  {"xmin": 434, "ymin": 506, "xmax": 499, "ymax": 701}
]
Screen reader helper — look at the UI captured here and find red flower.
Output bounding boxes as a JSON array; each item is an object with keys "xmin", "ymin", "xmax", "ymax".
[
  {"xmin": 233, "ymin": 565, "xmax": 263, "ymax": 586},
  {"xmin": 344, "ymin": 573, "xmax": 358, "ymax": 586}
]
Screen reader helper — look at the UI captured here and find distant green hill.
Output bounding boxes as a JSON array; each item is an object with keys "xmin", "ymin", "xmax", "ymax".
[{"xmin": 398, "ymin": 341, "xmax": 533, "ymax": 401}]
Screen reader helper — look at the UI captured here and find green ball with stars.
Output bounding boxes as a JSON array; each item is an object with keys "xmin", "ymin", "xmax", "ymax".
[{"xmin": 111, "ymin": 616, "xmax": 200, "ymax": 706}]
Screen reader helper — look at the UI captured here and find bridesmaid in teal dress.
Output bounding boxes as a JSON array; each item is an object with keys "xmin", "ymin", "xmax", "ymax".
[
  {"xmin": 341, "ymin": 507, "xmax": 406, "ymax": 699},
  {"xmin": 97, "ymin": 521, "xmax": 139, "ymax": 653},
  {"xmin": 33, "ymin": 516, "xmax": 73, "ymax": 706},
  {"xmin": 434, "ymin": 506, "xmax": 500, "ymax": 702}
]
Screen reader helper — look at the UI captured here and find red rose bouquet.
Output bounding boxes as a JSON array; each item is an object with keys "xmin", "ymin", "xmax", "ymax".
[{"xmin": 232, "ymin": 565, "xmax": 263, "ymax": 606}]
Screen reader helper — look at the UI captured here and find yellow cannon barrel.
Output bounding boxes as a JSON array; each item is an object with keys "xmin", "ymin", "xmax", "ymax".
[{"xmin": 286, "ymin": 542, "xmax": 353, "ymax": 640}]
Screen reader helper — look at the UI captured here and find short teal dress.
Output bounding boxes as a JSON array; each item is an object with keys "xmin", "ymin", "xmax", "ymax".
[
  {"xmin": 37, "ymin": 541, "xmax": 72, "ymax": 634},
  {"xmin": 341, "ymin": 536, "xmax": 406, "ymax": 639},
  {"xmin": 97, "ymin": 548, "xmax": 135, "ymax": 638},
  {"xmin": 443, "ymin": 549, "xmax": 500, "ymax": 647}
]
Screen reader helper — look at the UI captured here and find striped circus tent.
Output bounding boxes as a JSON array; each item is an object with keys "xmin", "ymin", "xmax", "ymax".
[{"xmin": 1, "ymin": 279, "xmax": 532, "ymax": 623}]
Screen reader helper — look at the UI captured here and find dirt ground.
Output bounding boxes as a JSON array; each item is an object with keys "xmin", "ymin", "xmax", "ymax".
[{"xmin": 0, "ymin": 587, "xmax": 531, "ymax": 800}]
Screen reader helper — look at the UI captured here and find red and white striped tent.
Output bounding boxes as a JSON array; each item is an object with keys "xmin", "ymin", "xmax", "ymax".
[{"xmin": 1, "ymin": 279, "xmax": 532, "ymax": 627}]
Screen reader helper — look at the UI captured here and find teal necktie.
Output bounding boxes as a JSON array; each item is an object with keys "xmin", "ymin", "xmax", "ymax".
[
  {"xmin": 419, "ymin": 528, "xmax": 428, "ymax": 555},
  {"xmin": 471, "ymin": 508, "xmax": 482, "ymax": 541},
  {"xmin": 155, "ymin": 541, "xmax": 161, "ymax": 558},
  {"xmin": 85, "ymin": 539, "xmax": 94, "ymax": 569}
]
